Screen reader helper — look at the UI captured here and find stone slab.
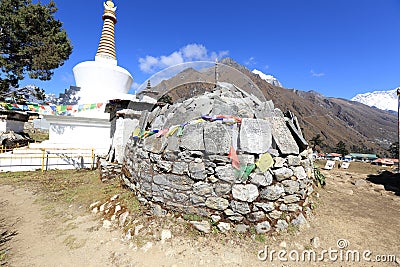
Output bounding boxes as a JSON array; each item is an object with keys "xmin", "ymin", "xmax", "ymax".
[
  {"xmin": 270, "ymin": 110, "xmax": 299, "ymax": 155},
  {"xmin": 203, "ymin": 122, "xmax": 232, "ymax": 155},
  {"xmin": 179, "ymin": 123, "xmax": 205, "ymax": 151},
  {"xmin": 239, "ymin": 118, "xmax": 272, "ymax": 154}
]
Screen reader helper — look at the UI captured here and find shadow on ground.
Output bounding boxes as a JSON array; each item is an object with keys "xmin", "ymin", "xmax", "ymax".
[{"xmin": 367, "ymin": 170, "xmax": 400, "ymax": 196}]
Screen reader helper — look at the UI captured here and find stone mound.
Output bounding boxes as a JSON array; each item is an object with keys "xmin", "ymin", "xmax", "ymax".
[{"xmin": 121, "ymin": 83, "xmax": 315, "ymax": 233}]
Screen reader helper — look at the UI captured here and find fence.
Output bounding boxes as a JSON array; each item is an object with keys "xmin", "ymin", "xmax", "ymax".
[{"xmin": 0, "ymin": 147, "xmax": 96, "ymax": 172}]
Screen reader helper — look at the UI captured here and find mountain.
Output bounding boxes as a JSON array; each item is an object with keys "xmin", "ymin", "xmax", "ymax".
[
  {"xmin": 351, "ymin": 88, "xmax": 398, "ymax": 112},
  {"xmin": 142, "ymin": 58, "xmax": 397, "ymax": 157},
  {"xmin": 252, "ymin": 69, "xmax": 283, "ymax": 87}
]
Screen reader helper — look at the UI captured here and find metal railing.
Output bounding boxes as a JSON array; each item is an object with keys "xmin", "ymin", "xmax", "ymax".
[{"xmin": 0, "ymin": 147, "xmax": 96, "ymax": 172}]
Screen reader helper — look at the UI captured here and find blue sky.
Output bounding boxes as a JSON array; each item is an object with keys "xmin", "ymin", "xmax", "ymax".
[{"xmin": 21, "ymin": 0, "xmax": 400, "ymax": 99}]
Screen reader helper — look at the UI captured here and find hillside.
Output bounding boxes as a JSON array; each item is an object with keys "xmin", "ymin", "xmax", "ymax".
[{"xmin": 143, "ymin": 58, "xmax": 397, "ymax": 157}]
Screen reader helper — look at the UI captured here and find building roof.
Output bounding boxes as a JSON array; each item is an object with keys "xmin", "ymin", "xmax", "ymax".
[{"xmin": 347, "ymin": 153, "xmax": 378, "ymax": 159}]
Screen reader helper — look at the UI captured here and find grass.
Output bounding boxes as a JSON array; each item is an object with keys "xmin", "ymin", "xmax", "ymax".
[{"xmin": 0, "ymin": 169, "xmax": 123, "ymax": 209}]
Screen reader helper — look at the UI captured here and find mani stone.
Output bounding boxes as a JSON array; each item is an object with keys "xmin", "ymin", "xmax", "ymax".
[
  {"xmin": 205, "ymin": 197, "xmax": 229, "ymax": 210},
  {"xmin": 203, "ymin": 122, "xmax": 232, "ymax": 155},
  {"xmin": 179, "ymin": 123, "xmax": 205, "ymax": 151},
  {"xmin": 270, "ymin": 110, "xmax": 299, "ymax": 155},
  {"xmin": 239, "ymin": 118, "xmax": 272, "ymax": 154},
  {"xmin": 232, "ymin": 184, "xmax": 259, "ymax": 202}
]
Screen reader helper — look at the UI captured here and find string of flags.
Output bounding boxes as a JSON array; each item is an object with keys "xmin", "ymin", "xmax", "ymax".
[
  {"xmin": 133, "ymin": 113, "xmax": 274, "ymax": 175},
  {"xmin": 0, "ymin": 102, "xmax": 104, "ymax": 116}
]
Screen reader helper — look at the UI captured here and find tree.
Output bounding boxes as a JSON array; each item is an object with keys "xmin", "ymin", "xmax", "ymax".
[
  {"xmin": 335, "ymin": 141, "xmax": 349, "ymax": 157},
  {"xmin": 388, "ymin": 142, "xmax": 399, "ymax": 159},
  {"xmin": 309, "ymin": 134, "xmax": 324, "ymax": 151},
  {"xmin": 0, "ymin": 0, "xmax": 72, "ymax": 94}
]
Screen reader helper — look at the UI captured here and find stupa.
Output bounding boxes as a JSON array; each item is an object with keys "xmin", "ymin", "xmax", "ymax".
[{"xmin": 73, "ymin": 0, "xmax": 133, "ymax": 104}]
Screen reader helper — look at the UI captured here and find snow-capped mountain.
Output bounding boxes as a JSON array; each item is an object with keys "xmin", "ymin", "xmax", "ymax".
[
  {"xmin": 351, "ymin": 88, "xmax": 398, "ymax": 112},
  {"xmin": 252, "ymin": 69, "xmax": 283, "ymax": 87}
]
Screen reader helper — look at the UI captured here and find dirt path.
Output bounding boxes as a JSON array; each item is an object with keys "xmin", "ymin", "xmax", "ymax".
[{"xmin": 1, "ymin": 169, "xmax": 399, "ymax": 267}]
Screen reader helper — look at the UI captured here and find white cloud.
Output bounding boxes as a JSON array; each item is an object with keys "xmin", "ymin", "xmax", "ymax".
[
  {"xmin": 139, "ymin": 44, "xmax": 229, "ymax": 74},
  {"xmin": 244, "ymin": 56, "xmax": 256, "ymax": 66},
  {"xmin": 310, "ymin": 70, "xmax": 325, "ymax": 77}
]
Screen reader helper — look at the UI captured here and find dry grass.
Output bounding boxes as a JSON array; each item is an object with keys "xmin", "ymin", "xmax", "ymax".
[{"xmin": 314, "ymin": 159, "xmax": 390, "ymax": 175}]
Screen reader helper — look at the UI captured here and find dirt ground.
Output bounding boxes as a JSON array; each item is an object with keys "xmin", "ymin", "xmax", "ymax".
[{"xmin": 0, "ymin": 162, "xmax": 399, "ymax": 267}]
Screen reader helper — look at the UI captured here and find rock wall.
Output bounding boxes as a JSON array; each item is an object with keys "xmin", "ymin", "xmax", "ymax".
[{"xmin": 121, "ymin": 84, "xmax": 315, "ymax": 233}]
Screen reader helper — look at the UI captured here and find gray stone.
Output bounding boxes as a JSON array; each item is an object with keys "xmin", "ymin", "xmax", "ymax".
[
  {"xmin": 118, "ymin": 211, "xmax": 129, "ymax": 227},
  {"xmin": 254, "ymin": 202, "xmax": 275, "ymax": 212},
  {"xmin": 151, "ymin": 115, "xmax": 166, "ymax": 129},
  {"xmin": 292, "ymin": 166, "xmax": 307, "ymax": 180},
  {"xmin": 156, "ymin": 161, "xmax": 172, "ymax": 172},
  {"xmin": 224, "ymin": 209, "xmax": 235, "ymax": 216},
  {"xmin": 276, "ymin": 220, "xmax": 289, "ymax": 231},
  {"xmin": 274, "ymin": 157, "xmax": 286, "ymax": 168},
  {"xmin": 268, "ymin": 210, "xmax": 282, "ymax": 220},
  {"xmin": 165, "ymin": 134, "xmax": 180, "ymax": 152},
  {"xmin": 287, "ymin": 155, "xmax": 301, "ymax": 166},
  {"xmin": 260, "ymin": 185, "xmax": 285, "ymax": 200},
  {"xmin": 180, "ymin": 123, "xmax": 205, "ymax": 151},
  {"xmin": 153, "ymin": 174, "xmax": 194, "ymax": 190},
  {"xmin": 232, "ymin": 184, "xmax": 259, "ymax": 202},
  {"xmin": 211, "ymin": 98, "xmax": 239, "ymax": 116},
  {"xmin": 143, "ymin": 135, "xmax": 167, "ymax": 154},
  {"xmin": 228, "ymin": 215, "xmax": 244, "ymax": 222},
  {"xmin": 234, "ymin": 224, "xmax": 249, "ymax": 233},
  {"xmin": 149, "ymin": 153, "xmax": 162, "ymax": 163},
  {"xmin": 204, "ymin": 122, "xmax": 232, "ymax": 155},
  {"xmin": 190, "ymin": 220, "xmax": 211, "ymax": 233},
  {"xmin": 211, "ymin": 215, "xmax": 221, "ymax": 223},
  {"xmin": 239, "ymin": 118, "xmax": 272, "ymax": 154},
  {"xmin": 188, "ymin": 162, "xmax": 207, "ymax": 180},
  {"xmin": 287, "ymin": 120, "xmax": 308, "ymax": 149},
  {"xmin": 175, "ymin": 192, "xmax": 189, "ymax": 203},
  {"xmin": 282, "ymin": 180, "xmax": 300, "ymax": 194},
  {"xmin": 214, "ymin": 183, "xmax": 232, "ymax": 197},
  {"xmin": 171, "ymin": 161, "xmax": 188, "ymax": 175},
  {"xmin": 237, "ymin": 154, "xmax": 255, "ymax": 165},
  {"xmin": 193, "ymin": 182, "xmax": 214, "ymax": 196},
  {"xmin": 247, "ymin": 211, "xmax": 266, "ymax": 222},
  {"xmin": 205, "ymin": 197, "xmax": 229, "ymax": 210},
  {"xmin": 217, "ymin": 222, "xmax": 231, "ymax": 233},
  {"xmin": 310, "ymin": 237, "xmax": 320, "ymax": 248},
  {"xmin": 250, "ymin": 172, "xmax": 273, "ymax": 187},
  {"xmin": 208, "ymin": 155, "xmax": 230, "ymax": 164},
  {"xmin": 292, "ymin": 213, "xmax": 309, "ymax": 228},
  {"xmin": 190, "ymin": 194, "xmax": 205, "ymax": 205},
  {"xmin": 280, "ymin": 203, "xmax": 301, "ymax": 212},
  {"xmin": 270, "ymin": 110, "xmax": 299, "ymax": 155},
  {"xmin": 273, "ymin": 167, "xmax": 294, "ymax": 181},
  {"xmin": 353, "ymin": 179, "xmax": 368, "ymax": 187},
  {"xmin": 283, "ymin": 195, "xmax": 300, "ymax": 204},
  {"xmin": 230, "ymin": 200, "xmax": 251, "ymax": 214},
  {"xmin": 150, "ymin": 203, "xmax": 167, "ymax": 217},
  {"xmin": 215, "ymin": 165, "xmax": 235, "ymax": 183},
  {"xmin": 188, "ymin": 96, "xmax": 213, "ymax": 115},
  {"xmin": 255, "ymin": 221, "xmax": 271, "ymax": 234},
  {"xmin": 268, "ymin": 148, "xmax": 279, "ymax": 157}
]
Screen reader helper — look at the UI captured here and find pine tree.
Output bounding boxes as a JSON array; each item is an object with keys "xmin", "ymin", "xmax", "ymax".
[{"xmin": 0, "ymin": 0, "xmax": 72, "ymax": 95}]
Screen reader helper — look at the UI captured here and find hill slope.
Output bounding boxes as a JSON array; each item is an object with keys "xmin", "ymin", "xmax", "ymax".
[{"xmin": 143, "ymin": 58, "xmax": 397, "ymax": 156}]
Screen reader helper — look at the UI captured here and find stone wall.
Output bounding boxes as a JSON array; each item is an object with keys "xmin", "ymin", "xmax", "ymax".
[{"xmin": 121, "ymin": 84, "xmax": 315, "ymax": 233}]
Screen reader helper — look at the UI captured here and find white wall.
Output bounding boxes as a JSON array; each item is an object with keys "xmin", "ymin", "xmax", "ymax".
[{"xmin": 111, "ymin": 117, "xmax": 138, "ymax": 163}]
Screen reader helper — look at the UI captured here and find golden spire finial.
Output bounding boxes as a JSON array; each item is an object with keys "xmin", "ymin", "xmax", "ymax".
[{"xmin": 95, "ymin": 1, "xmax": 118, "ymax": 62}]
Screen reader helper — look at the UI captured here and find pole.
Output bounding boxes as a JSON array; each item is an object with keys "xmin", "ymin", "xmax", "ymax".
[
  {"xmin": 41, "ymin": 149, "xmax": 45, "ymax": 172},
  {"xmin": 397, "ymin": 88, "xmax": 400, "ymax": 173}
]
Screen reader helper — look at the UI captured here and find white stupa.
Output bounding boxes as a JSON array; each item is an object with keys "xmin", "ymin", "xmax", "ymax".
[{"xmin": 73, "ymin": 0, "xmax": 133, "ymax": 104}]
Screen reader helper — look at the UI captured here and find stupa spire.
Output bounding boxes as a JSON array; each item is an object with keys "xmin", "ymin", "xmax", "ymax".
[{"xmin": 95, "ymin": 0, "xmax": 118, "ymax": 63}]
